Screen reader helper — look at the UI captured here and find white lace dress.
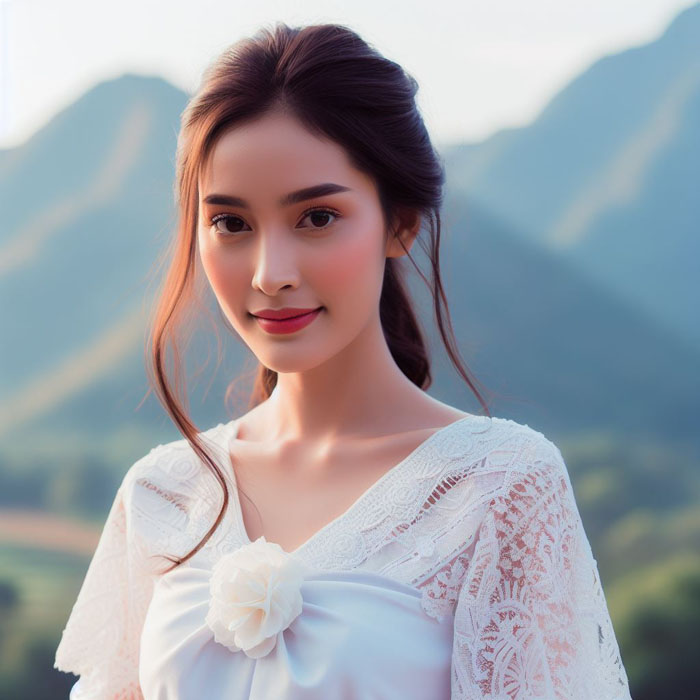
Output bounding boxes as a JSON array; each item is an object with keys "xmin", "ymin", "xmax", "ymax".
[{"xmin": 54, "ymin": 414, "xmax": 633, "ymax": 699}]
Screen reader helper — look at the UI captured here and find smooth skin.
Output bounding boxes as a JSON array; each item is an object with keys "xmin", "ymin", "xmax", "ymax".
[{"xmin": 197, "ymin": 109, "xmax": 469, "ymax": 552}]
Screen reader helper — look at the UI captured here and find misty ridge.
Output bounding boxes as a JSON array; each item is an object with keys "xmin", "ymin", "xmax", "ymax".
[{"xmin": 0, "ymin": 5, "xmax": 699, "ymax": 699}]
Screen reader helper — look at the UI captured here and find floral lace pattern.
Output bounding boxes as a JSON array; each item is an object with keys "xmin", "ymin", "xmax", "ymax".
[{"xmin": 54, "ymin": 415, "xmax": 632, "ymax": 699}]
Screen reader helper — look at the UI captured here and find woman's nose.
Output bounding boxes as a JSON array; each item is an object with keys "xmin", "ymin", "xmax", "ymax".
[{"xmin": 250, "ymin": 230, "xmax": 300, "ymax": 294}]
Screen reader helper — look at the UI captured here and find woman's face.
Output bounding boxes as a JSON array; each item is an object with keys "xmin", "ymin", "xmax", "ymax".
[{"xmin": 197, "ymin": 110, "xmax": 413, "ymax": 375}]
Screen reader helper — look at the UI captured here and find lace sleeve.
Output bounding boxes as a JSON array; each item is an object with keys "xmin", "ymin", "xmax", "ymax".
[
  {"xmin": 450, "ymin": 436, "xmax": 633, "ymax": 699},
  {"xmin": 53, "ymin": 468, "xmax": 156, "ymax": 699}
]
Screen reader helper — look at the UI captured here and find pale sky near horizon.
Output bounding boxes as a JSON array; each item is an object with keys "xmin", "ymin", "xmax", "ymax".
[{"xmin": 0, "ymin": 0, "xmax": 696, "ymax": 151}]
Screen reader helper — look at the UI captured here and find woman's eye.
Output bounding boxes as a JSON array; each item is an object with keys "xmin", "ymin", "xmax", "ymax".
[
  {"xmin": 210, "ymin": 214, "xmax": 249, "ymax": 236},
  {"xmin": 209, "ymin": 207, "xmax": 340, "ymax": 237},
  {"xmin": 299, "ymin": 207, "xmax": 340, "ymax": 230}
]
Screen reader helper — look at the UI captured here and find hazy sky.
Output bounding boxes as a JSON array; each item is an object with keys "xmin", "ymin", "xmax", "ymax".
[{"xmin": 0, "ymin": 0, "xmax": 695, "ymax": 150}]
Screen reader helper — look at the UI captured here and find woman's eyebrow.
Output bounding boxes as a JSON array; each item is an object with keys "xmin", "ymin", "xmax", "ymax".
[{"xmin": 202, "ymin": 182, "xmax": 352, "ymax": 209}]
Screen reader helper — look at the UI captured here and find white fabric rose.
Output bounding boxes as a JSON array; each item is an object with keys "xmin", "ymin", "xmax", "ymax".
[{"xmin": 205, "ymin": 536, "xmax": 309, "ymax": 658}]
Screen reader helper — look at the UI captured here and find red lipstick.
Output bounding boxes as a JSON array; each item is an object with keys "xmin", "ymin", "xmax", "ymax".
[{"xmin": 252, "ymin": 307, "xmax": 323, "ymax": 334}]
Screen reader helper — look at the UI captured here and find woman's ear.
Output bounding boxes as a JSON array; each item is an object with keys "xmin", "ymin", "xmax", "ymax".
[{"xmin": 385, "ymin": 208, "xmax": 422, "ymax": 259}]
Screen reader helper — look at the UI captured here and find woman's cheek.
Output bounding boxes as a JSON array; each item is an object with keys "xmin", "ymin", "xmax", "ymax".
[
  {"xmin": 197, "ymin": 229, "xmax": 219, "ymax": 284},
  {"xmin": 199, "ymin": 239, "xmax": 246, "ymax": 321},
  {"xmin": 322, "ymin": 225, "xmax": 383, "ymax": 288},
  {"xmin": 199, "ymin": 243, "xmax": 227, "ymax": 296},
  {"xmin": 314, "ymin": 227, "xmax": 385, "ymax": 321}
]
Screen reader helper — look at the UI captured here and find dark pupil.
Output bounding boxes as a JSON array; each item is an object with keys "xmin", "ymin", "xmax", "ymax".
[
  {"xmin": 309, "ymin": 211, "xmax": 331, "ymax": 227},
  {"xmin": 223, "ymin": 216, "xmax": 244, "ymax": 233}
]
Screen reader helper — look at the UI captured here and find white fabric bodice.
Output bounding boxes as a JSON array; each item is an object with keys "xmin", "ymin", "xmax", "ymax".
[
  {"xmin": 55, "ymin": 414, "xmax": 633, "ymax": 699},
  {"xmin": 140, "ymin": 564, "xmax": 453, "ymax": 699}
]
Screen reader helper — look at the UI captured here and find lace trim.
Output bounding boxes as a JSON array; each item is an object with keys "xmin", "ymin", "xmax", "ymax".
[{"xmin": 54, "ymin": 416, "xmax": 632, "ymax": 700}]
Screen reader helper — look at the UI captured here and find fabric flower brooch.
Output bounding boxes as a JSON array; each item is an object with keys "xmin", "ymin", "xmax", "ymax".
[{"xmin": 205, "ymin": 536, "xmax": 310, "ymax": 659}]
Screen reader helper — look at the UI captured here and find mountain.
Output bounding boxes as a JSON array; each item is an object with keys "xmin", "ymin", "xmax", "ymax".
[
  {"xmin": 428, "ymin": 188, "xmax": 699, "ymax": 442},
  {"xmin": 1, "ymin": 54, "xmax": 698, "ymax": 454},
  {"xmin": 442, "ymin": 2, "xmax": 700, "ymax": 348}
]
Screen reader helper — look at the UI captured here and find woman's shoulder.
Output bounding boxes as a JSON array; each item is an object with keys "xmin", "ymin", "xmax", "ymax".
[
  {"xmin": 443, "ymin": 413, "xmax": 571, "ymax": 501},
  {"xmin": 116, "ymin": 422, "xmax": 233, "ymax": 560},
  {"xmin": 449, "ymin": 412, "xmax": 564, "ymax": 463},
  {"xmin": 462, "ymin": 414, "xmax": 575, "ymax": 514},
  {"xmin": 122, "ymin": 421, "xmax": 232, "ymax": 487}
]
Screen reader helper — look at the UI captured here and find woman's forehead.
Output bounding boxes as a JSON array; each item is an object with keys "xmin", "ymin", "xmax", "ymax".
[
  {"xmin": 199, "ymin": 125, "xmax": 374, "ymax": 202},
  {"xmin": 204, "ymin": 121, "xmax": 348, "ymax": 176}
]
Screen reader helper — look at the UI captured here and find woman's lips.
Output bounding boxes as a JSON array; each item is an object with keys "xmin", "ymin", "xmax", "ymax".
[{"xmin": 254, "ymin": 307, "xmax": 323, "ymax": 334}]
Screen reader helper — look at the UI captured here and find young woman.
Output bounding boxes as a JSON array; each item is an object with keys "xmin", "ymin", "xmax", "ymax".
[{"xmin": 54, "ymin": 22, "xmax": 632, "ymax": 699}]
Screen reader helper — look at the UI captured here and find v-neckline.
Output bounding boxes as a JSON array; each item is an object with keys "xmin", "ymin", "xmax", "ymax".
[{"xmin": 219, "ymin": 414, "xmax": 473, "ymax": 557}]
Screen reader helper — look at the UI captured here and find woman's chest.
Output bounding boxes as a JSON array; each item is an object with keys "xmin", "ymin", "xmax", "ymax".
[{"xmin": 229, "ymin": 430, "xmax": 436, "ymax": 554}]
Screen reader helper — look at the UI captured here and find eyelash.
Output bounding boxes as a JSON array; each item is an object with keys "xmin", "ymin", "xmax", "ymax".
[{"xmin": 208, "ymin": 206, "xmax": 342, "ymax": 236}]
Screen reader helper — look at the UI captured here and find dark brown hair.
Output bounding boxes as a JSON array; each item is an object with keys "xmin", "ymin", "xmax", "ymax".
[{"xmin": 144, "ymin": 21, "xmax": 493, "ymax": 574}]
